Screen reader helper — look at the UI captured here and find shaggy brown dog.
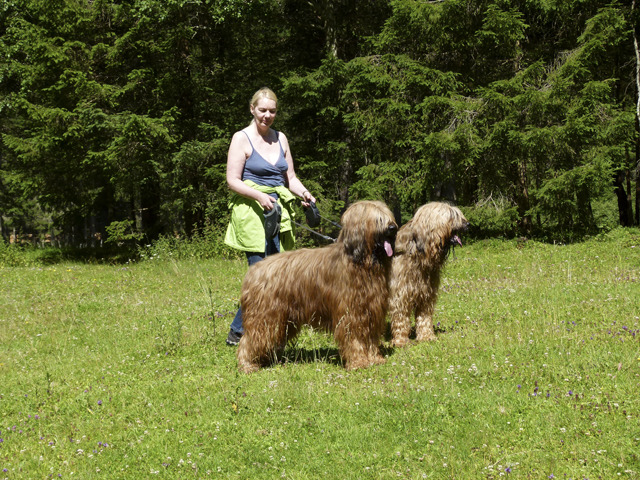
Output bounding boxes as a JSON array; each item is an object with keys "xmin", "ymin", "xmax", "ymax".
[
  {"xmin": 237, "ymin": 200, "xmax": 398, "ymax": 373},
  {"xmin": 389, "ymin": 202, "xmax": 469, "ymax": 347}
]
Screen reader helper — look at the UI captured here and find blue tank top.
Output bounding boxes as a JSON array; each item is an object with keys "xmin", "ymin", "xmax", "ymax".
[{"xmin": 241, "ymin": 131, "xmax": 288, "ymax": 187}]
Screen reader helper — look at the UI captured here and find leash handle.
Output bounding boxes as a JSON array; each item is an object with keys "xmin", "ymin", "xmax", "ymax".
[
  {"xmin": 304, "ymin": 201, "xmax": 321, "ymax": 228},
  {"xmin": 298, "ymin": 200, "xmax": 342, "ymax": 241},
  {"xmin": 302, "ymin": 200, "xmax": 342, "ymax": 229}
]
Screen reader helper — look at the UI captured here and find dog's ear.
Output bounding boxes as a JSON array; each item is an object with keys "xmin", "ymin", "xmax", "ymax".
[
  {"xmin": 412, "ymin": 230, "xmax": 426, "ymax": 254},
  {"xmin": 339, "ymin": 201, "xmax": 396, "ymax": 264},
  {"xmin": 394, "ymin": 219, "xmax": 415, "ymax": 255},
  {"xmin": 339, "ymin": 221, "xmax": 370, "ymax": 264},
  {"xmin": 412, "ymin": 206, "xmax": 448, "ymax": 256}
]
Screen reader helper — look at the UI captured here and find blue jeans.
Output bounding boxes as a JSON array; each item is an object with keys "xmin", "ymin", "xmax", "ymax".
[{"xmin": 229, "ymin": 235, "xmax": 280, "ymax": 335}]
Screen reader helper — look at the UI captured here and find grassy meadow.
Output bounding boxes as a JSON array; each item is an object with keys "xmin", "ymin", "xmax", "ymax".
[{"xmin": 1, "ymin": 229, "xmax": 639, "ymax": 479}]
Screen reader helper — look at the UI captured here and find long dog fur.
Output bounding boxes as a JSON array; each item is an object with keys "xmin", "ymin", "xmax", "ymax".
[
  {"xmin": 389, "ymin": 202, "xmax": 468, "ymax": 347},
  {"xmin": 237, "ymin": 200, "xmax": 398, "ymax": 372}
]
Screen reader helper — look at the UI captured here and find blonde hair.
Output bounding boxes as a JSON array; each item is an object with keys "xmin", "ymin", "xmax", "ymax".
[{"xmin": 250, "ymin": 87, "xmax": 278, "ymax": 108}]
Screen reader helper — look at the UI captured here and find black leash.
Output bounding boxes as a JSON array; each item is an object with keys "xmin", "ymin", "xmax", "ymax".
[
  {"xmin": 321, "ymin": 216, "xmax": 342, "ymax": 230},
  {"xmin": 293, "ymin": 221, "xmax": 337, "ymax": 242}
]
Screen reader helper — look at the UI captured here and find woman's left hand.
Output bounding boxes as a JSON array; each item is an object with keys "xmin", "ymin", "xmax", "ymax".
[{"xmin": 301, "ymin": 190, "xmax": 316, "ymax": 208}]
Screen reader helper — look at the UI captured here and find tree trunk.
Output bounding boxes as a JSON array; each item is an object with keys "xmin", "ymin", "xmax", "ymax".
[
  {"xmin": 634, "ymin": 0, "xmax": 640, "ymax": 225},
  {"xmin": 517, "ymin": 160, "xmax": 531, "ymax": 232},
  {"xmin": 318, "ymin": 0, "xmax": 339, "ymax": 59},
  {"xmin": 184, "ymin": 201, "xmax": 203, "ymax": 238},
  {"xmin": 84, "ymin": 216, "xmax": 90, "ymax": 247},
  {"xmin": 388, "ymin": 189, "xmax": 402, "ymax": 227},
  {"xmin": 576, "ymin": 183, "xmax": 594, "ymax": 230},
  {"xmin": 134, "ymin": 190, "xmax": 143, "ymax": 234},
  {"xmin": 432, "ymin": 152, "xmax": 457, "ymax": 203},
  {"xmin": 614, "ymin": 170, "xmax": 630, "ymax": 226},
  {"xmin": 625, "ymin": 169, "xmax": 634, "ymax": 225},
  {"xmin": 90, "ymin": 215, "xmax": 97, "ymax": 247},
  {"xmin": 338, "ymin": 157, "xmax": 351, "ymax": 208},
  {"xmin": 637, "ymin": 162, "xmax": 640, "ymax": 226}
]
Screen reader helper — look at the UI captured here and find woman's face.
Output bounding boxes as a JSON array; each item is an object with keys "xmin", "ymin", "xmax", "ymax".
[{"xmin": 250, "ymin": 98, "xmax": 277, "ymax": 129}]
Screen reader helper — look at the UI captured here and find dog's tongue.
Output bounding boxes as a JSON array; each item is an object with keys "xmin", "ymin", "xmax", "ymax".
[
  {"xmin": 384, "ymin": 240, "xmax": 393, "ymax": 257},
  {"xmin": 453, "ymin": 235, "xmax": 462, "ymax": 246}
]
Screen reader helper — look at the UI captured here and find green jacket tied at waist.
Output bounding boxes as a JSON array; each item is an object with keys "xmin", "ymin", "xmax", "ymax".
[{"xmin": 224, "ymin": 180, "xmax": 297, "ymax": 252}]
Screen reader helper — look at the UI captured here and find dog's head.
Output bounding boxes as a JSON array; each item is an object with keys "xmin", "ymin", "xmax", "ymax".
[
  {"xmin": 397, "ymin": 202, "xmax": 469, "ymax": 258},
  {"xmin": 338, "ymin": 200, "xmax": 398, "ymax": 267}
]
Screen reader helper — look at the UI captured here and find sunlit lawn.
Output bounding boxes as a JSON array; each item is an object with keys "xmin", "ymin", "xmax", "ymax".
[{"xmin": 1, "ymin": 228, "xmax": 639, "ymax": 479}]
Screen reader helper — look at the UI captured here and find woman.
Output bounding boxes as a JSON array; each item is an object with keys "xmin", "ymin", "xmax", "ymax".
[{"xmin": 224, "ymin": 87, "xmax": 316, "ymax": 345}]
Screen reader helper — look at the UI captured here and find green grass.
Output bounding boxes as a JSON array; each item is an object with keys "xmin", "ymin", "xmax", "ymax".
[{"xmin": 1, "ymin": 228, "xmax": 639, "ymax": 479}]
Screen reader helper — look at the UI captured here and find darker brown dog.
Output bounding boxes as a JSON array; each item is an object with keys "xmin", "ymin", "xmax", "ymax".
[{"xmin": 237, "ymin": 200, "xmax": 398, "ymax": 372}]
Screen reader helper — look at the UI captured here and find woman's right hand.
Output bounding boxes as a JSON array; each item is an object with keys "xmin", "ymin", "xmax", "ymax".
[{"xmin": 258, "ymin": 193, "xmax": 277, "ymax": 211}]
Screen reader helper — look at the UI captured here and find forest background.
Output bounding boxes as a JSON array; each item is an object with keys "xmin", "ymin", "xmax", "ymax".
[{"xmin": 1, "ymin": 0, "xmax": 640, "ymax": 249}]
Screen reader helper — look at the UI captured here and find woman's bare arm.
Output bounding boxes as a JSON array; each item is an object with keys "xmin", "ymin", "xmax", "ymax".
[{"xmin": 280, "ymin": 133, "xmax": 316, "ymax": 207}]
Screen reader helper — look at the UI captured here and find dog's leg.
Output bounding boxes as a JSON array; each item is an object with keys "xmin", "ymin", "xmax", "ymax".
[
  {"xmin": 334, "ymin": 315, "xmax": 375, "ymax": 370},
  {"xmin": 367, "ymin": 343, "xmax": 386, "ymax": 366},
  {"xmin": 366, "ymin": 315, "xmax": 386, "ymax": 365},
  {"xmin": 237, "ymin": 335, "xmax": 261, "ymax": 373},
  {"xmin": 414, "ymin": 301, "xmax": 437, "ymax": 342},
  {"xmin": 274, "ymin": 320, "xmax": 299, "ymax": 362},
  {"xmin": 390, "ymin": 299, "xmax": 412, "ymax": 348},
  {"xmin": 237, "ymin": 314, "xmax": 290, "ymax": 373},
  {"xmin": 342, "ymin": 340, "xmax": 371, "ymax": 370}
]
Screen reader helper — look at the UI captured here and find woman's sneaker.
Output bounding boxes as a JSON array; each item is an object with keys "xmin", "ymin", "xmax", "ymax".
[{"xmin": 226, "ymin": 329, "xmax": 242, "ymax": 346}]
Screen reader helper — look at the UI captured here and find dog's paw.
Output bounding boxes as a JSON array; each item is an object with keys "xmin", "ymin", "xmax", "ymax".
[
  {"xmin": 391, "ymin": 337, "xmax": 410, "ymax": 348},
  {"xmin": 370, "ymin": 355, "xmax": 386, "ymax": 366},
  {"xmin": 238, "ymin": 360, "xmax": 261, "ymax": 374},
  {"xmin": 415, "ymin": 332, "xmax": 437, "ymax": 342}
]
